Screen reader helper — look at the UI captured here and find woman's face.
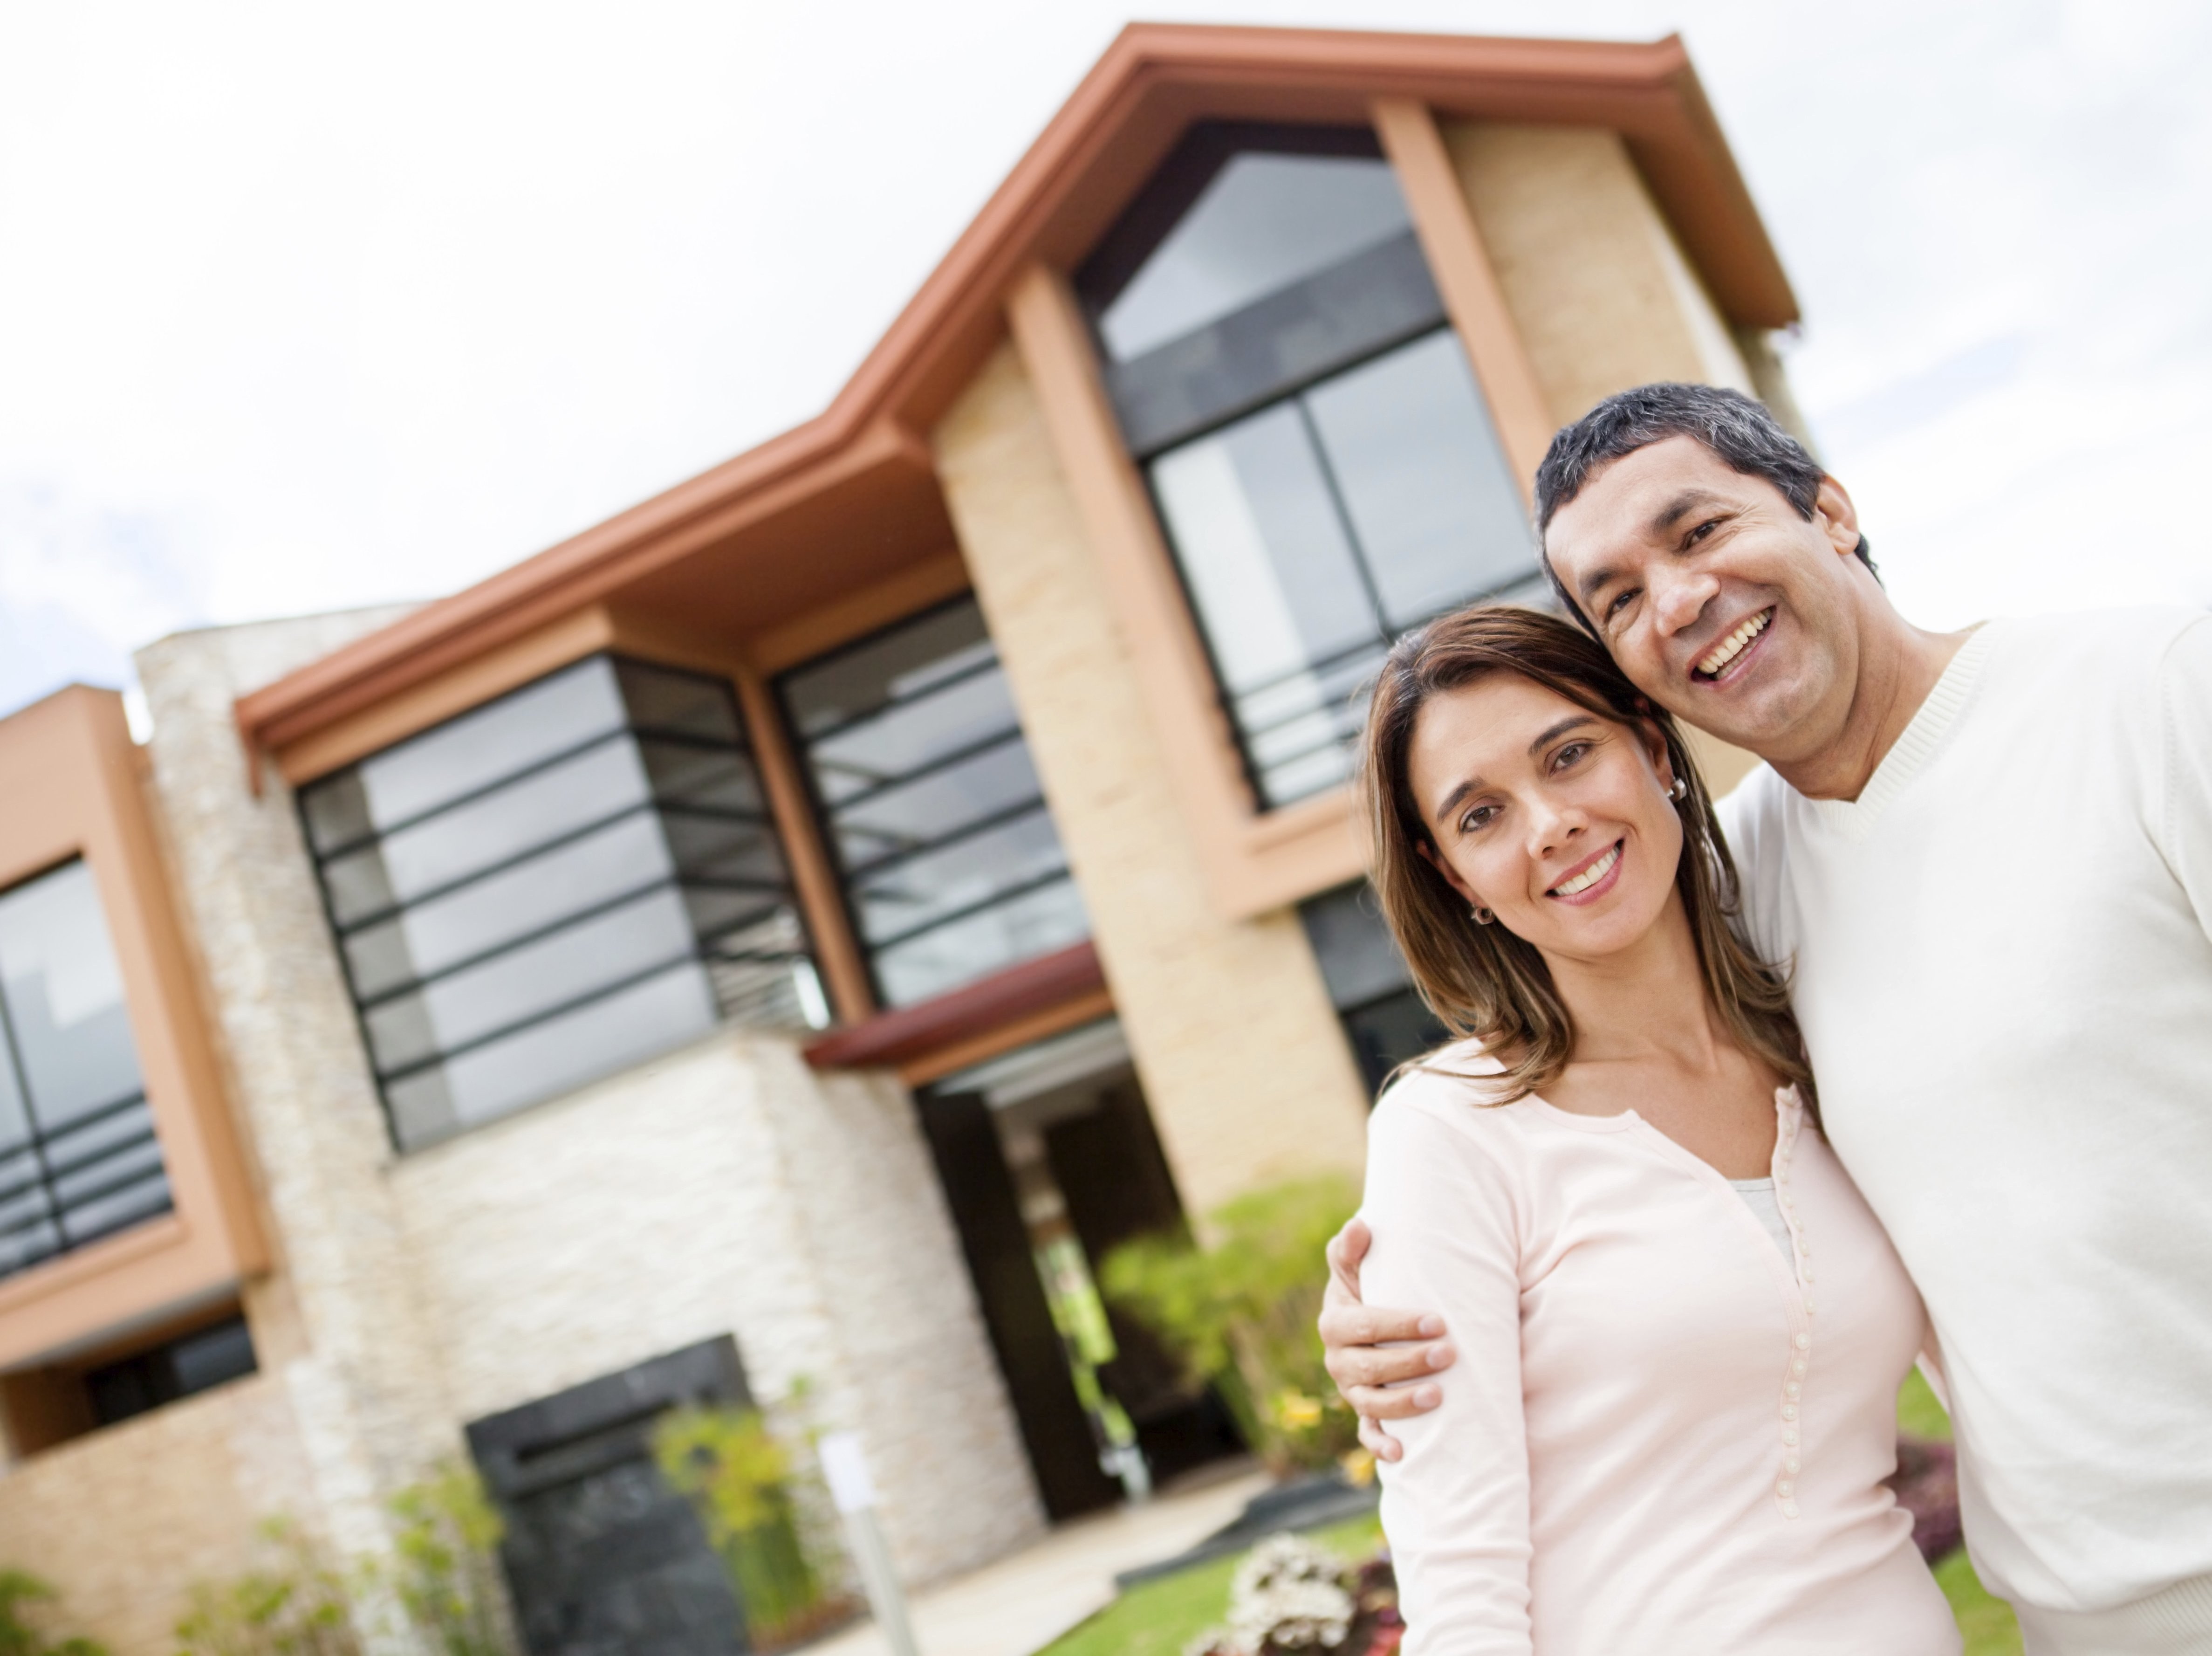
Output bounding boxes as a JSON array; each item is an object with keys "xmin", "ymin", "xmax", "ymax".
[{"xmin": 1405, "ymin": 672, "xmax": 1685, "ymax": 963}]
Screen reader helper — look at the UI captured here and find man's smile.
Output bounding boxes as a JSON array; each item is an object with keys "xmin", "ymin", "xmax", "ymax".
[{"xmin": 1692, "ymin": 607, "xmax": 1774, "ymax": 683}]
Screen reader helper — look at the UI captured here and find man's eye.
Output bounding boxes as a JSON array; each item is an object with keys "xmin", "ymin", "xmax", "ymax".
[
  {"xmin": 1690, "ymin": 517, "xmax": 1721, "ymax": 544},
  {"xmin": 1604, "ymin": 589, "xmax": 1638, "ymax": 624}
]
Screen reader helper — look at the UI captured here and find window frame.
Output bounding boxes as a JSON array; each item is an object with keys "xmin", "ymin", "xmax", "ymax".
[
  {"xmin": 1003, "ymin": 98, "xmax": 1557, "ymax": 921},
  {"xmin": 296, "ymin": 651, "xmax": 825, "ymax": 1151},
  {"xmin": 0, "ymin": 687, "xmax": 266, "ymax": 1371},
  {"xmin": 772, "ymin": 591, "xmax": 1091, "ymax": 1013}
]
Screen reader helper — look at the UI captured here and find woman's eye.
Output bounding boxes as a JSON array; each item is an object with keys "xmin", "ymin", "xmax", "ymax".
[
  {"xmin": 1460, "ymin": 804, "xmax": 1499, "ymax": 833},
  {"xmin": 1552, "ymin": 742, "xmax": 1590, "ymax": 771}
]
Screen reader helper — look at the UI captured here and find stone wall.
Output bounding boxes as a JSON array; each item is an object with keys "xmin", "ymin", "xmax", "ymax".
[
  {"xmin": 0, "ymin": 1372, "xmax": 318, "ymax": 1654},
  {"xmin": 933, "ymin": 345, "xmax": 1374, "ymax": 1223},
  {"xmin": 390, "ymin": 1029, "xmax": 1043, "ymax": 1583}
]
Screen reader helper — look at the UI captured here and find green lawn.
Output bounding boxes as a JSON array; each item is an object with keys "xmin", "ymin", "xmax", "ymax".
[{"xmin": 1038, "ymin": 1378, "xmax": 2020, "ymax": 1656}]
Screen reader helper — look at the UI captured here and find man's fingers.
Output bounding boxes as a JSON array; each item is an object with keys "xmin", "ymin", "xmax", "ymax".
[
  {"xmin": 1358, "ymin": 1416, "xmax": 1404, "ymax": 1463},
  {"xmin": 1323, "ymin": 1338, "xmax": 1455, "ymax": 1392},
  {"xmin": 1316, "ymin": 1302, "xmax": 1450, "ymax": 1351},
  {"xmin": 1346, "ymin": 1381, "xmax": 1443, "ymax": 1421},
  {"xmin": 1326, "ymin": 1216, "xmax": 1373, "ymax": 1282}
]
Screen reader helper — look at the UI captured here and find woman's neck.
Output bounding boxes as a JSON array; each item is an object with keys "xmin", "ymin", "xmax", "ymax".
[{"xmin": 1541, "ymin": 892, "xmax": 1729, "ymax": 1076}]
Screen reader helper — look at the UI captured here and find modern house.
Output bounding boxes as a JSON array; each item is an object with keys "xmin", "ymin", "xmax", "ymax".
[{"xmin": 0, "ymin": 24, "xmax": 1794, "ymax": 1653}]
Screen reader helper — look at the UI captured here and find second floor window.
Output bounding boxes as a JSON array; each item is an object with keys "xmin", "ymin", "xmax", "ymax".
[
  {"xmin": 1079, "ymin": 124, "xmax": 1542, "ymax": 809},
  {"xmin": 299, "ymin": 656, "xmax": 822, "ymax": 1150},
  {"xmin": 778, "ymin": 596, "xmax": 1089, "ymax": 1008},
  {"xmin": 0, "ymin": 859, "xmax": 171, "ymax": 1280}
]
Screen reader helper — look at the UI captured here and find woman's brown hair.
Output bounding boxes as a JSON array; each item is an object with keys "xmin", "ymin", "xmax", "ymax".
[{"xmin": 1360, "ymin": 603, "xmax": 1814, "ymax": 1110}]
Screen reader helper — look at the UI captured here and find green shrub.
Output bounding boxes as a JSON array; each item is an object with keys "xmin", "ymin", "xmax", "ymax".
[
  {"xmin": 1101, "ymin": 1175, "xmax": 1362, "ymax": 1477},
  {"xmin": 0, "ymin": 1569, "xmax": 104, "ymax": 1656},
  {"xmin": 651, "ymin": 1404, "xmax": 851, "ymax": 1651},
  {"xmin": 173, "ymin": 1520, "xmax": 363, "ymax": 1656},
  {"xmin": 176, "ymin": 1465, "xmax": 516, "ymax": 1656}
]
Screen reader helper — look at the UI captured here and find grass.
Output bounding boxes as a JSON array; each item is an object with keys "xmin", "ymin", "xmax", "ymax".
[
  {"xmin": 1039, "ymin": 1513, "xmax": 1384, "ymax": 1656},
  {"xmin": 1038, "ymin": 1377, "xmax": 2022, "ymax": 1656}
]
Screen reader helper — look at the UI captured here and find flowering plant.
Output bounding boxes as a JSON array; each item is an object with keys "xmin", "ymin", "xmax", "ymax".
[{"xmin": 1185, "ymin": 1536, "xmax": 1403, "ymax": 1656}]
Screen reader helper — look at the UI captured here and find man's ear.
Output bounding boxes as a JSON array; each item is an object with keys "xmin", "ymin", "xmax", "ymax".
[{"xmin": 1813, "ymin": 475, "xmax": 1862, "ymax": 559}]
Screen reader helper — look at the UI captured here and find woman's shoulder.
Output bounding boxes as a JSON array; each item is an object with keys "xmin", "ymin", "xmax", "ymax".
[{"xmin": 1371, "ymin": 1040, "xmax": 1534, "ymax": 1144}]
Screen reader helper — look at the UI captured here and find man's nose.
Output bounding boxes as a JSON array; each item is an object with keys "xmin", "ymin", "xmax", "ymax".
[{"xmin": 1652, "ymin": 567, "xmax": 1721, "ymax": 637}]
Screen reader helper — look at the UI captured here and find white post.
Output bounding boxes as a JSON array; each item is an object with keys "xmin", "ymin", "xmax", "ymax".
[{"xmin": 819, "ymin": 1430, "xmax": 921, "ymax": 1656}]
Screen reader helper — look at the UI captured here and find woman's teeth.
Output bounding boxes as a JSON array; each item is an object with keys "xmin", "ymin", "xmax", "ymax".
[
  {"xmin": 1551, "ymin": 842, "xmax": 1621, "ymax": 897},
  {"xmin": 1696, "ymin": 609, "xmax": 1771, "ymax": 678}
]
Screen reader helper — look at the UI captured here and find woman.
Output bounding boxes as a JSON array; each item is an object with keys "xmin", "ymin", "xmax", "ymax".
[{"xmin": 1356, "ymin": 604, "xmax": 1954, "ymax": 1654}]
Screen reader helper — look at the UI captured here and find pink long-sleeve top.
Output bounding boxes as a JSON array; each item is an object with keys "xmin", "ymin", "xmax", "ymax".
[{"xmin": 1362, "ymin": 1050, "xmax": 1959, "ymax": 1655}]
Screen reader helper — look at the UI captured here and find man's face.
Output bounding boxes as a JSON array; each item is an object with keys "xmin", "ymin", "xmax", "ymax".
[{"xmin": 1542, "ymin": 436, "xmax": 1866, "ymax": 762}]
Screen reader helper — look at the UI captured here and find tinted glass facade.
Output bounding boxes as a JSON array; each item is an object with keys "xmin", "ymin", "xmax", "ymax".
[
  {"xmin": 1300, "ymin": 882, "xmax": 1447, "ymax": 1098},
  {"xmin": 778, "ymin": 596, "xmax": 1089, "ymax": 1008},
  {"xmin": 1081, "ymin": 127, "xmax": 1542, "ymax": 808},
  {"xmin": 0, "ymin": 859, "xmax": 171, "ymax": 1280},
  {"xmin": 300, "ymin": 656, "xmax": 822, "ymax": 1150}
]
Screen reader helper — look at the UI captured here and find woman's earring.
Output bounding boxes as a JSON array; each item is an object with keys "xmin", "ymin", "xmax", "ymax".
[
  {"xmin": 1470, "ymin": 905, "xmax": 1495, "ymax": 925},
  {"xmin": 1669, "ymin": 776, "xmax": 1689, "ymax": 801}
]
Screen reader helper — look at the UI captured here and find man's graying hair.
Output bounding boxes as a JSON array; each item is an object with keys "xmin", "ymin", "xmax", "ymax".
[{"xmin": 1531, "ymin": 383, "xmax": 1876, "ymax": 631}]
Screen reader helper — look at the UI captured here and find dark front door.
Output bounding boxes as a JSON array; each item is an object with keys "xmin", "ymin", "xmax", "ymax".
[{"xmin": 467, "ymin": 1339, "xmax": 752, "ymax": 1656}]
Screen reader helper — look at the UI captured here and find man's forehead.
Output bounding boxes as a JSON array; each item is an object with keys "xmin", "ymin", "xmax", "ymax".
[{"xmin": 1546, "ymin": 438, "xmax": 1762, "ymax": 576}]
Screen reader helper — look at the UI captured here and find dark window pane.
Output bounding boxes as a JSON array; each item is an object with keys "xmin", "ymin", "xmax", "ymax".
[
  {"xmin": 331, "ymin": 657, "xmax": 628, "ymax": 838},
  {"xmin": 875, "ymin": 876, "xmax": 1090, "ymax": 1007},
  {"xmin": 383, "ymin": 962, "xmax": 718, "ymax": 1146},
  {"xmin": 302, "ymin": 657, "xmax": 823, "ymax": 1150},
  {"xmin": 170, "ymin": 1317, "xmax": 258, "ymax": 1395},
  {"xmin": 1299, "ymin": 883, "xmax": 1448, "ymax": 1099},
  {"xmin": 779, "ymin": 598, "xmax": 1090, "ymax": 1008},
  {"xmin": 1304, "ymin": 331, "xmax": 1532, "ymax": 626},
  {"xmin": 0, "ymin": 860, "xmax": 171, "ymax": 1281},
  {"xmin": 1098, "ymin": 152, "xmax": 1413, "ymax": 361}
]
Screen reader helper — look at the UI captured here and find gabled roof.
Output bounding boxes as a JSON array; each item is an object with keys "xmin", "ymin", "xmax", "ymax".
[{"xmin": 236, "ymin": 22, "xmax": 1794, "ymax": 764}]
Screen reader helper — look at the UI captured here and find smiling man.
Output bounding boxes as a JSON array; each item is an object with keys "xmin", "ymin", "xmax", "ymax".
[{"xmin": 1319, "ymin": 384, "xmax": 2212, "ymax": 1653}]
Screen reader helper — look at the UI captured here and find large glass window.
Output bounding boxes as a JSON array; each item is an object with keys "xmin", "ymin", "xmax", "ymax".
[
  {"xmin": 1079, "ymin": 125, "xmax": 1543, "ymax": 809},
  {"xmin": 0, "ymin": 859, "xmax": 172, "ymax": 1280},
  {"xmin": 777, "ymin": 596, "xmax": 1089, "ymax": 1008},
  {"xmin": 299, "ymin": 656, "xmax": 824, "ymax": 1151}
]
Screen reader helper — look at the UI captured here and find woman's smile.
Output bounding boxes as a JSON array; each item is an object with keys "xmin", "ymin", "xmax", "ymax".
[{"xmin": 1547, "ymin": 838, "xmax": 1625, "ymax": 904}]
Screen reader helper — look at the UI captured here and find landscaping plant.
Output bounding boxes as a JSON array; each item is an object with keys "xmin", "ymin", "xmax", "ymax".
[
  {"xmin": 651, "ymin": 1402, "xmax": 852, "ymax": 1651},
  {"xmin": 1102, "ymin": 1175, "xmax": 1362, "ymax": 1477},
  {"xmin": 0, "ymin": 1569, "xmax": 104, "ymax": 1656},
  {"xmin": 1185, "ymin": 1534, "xmax": 1402, "ymax": 1656}
]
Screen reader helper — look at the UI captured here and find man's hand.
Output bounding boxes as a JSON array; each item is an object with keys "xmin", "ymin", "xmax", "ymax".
[{"xmin": 1320, "ymin": 1216, "xmax": 1456, "ymax": 1462}]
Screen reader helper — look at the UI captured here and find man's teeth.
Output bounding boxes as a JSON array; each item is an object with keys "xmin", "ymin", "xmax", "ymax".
[
  {"xmin": 1696, "ymin": 610, "xmax": 1771, "ymax": 678},
  {"xmin": 1552, "ymin": 843, "xmax": 1621, "ymax": 897}
]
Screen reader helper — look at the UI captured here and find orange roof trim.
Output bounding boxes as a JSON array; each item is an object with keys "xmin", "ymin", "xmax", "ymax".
[{"xmin": 236, "ymin": 23, "xmax": 1795, "ymax": 770}]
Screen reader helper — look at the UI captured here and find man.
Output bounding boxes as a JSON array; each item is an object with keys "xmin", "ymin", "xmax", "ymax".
[{"xmin": 1320, "ymin": 384, "xmax": 2212, "ymax": 1653}]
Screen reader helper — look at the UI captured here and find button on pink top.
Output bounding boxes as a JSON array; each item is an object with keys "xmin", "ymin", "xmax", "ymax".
[{"xmin": 1362, "ymin": 1051, "xmax": 1959, "ymax": 1655}]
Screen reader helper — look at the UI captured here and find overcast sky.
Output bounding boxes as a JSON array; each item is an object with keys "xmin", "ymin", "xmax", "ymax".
[{"xmin": 2, "ymin": 0, "xmax": 2207, "ymax": 721}]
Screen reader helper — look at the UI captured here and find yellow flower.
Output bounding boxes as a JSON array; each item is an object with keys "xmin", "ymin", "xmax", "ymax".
[
  {"xmin": 1274, "ymin": 1390, "xmax": 1323, "ymax": 1430},
  {"xmin": 1339, "ymin": 1447, "xmax": 1377, "ymax": 1487}
]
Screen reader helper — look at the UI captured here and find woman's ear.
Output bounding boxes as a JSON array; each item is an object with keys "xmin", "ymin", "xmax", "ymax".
[
  {"xmin": 1638, "ymin": 719, "xmax": 1678, "ymax": 795},
  {"xmin": 1416, "ymin": 837, "xmax": 1482, "ymax": 909}
]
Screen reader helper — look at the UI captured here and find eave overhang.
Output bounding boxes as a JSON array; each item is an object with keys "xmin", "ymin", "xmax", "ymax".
[{"xmin": 234, "ymin": 23, "xmax": 1795, "ymax": 775}]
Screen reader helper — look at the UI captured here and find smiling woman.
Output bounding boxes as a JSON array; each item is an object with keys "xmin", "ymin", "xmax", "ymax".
[{"xmin": 1356, "ymin": 602, "xmax": 1808, "ymax": 1110}]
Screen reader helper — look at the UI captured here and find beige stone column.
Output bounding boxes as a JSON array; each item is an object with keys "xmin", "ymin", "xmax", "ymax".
[{"xmin": 932, "ymin": 344, "xmax": 1372, "ymax": 1223}]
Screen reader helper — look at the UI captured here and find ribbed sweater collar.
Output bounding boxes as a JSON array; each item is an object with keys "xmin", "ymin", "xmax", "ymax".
[{"xmin": 1805, "ymin": 623, "xmax": 1996, "ymax": 842}]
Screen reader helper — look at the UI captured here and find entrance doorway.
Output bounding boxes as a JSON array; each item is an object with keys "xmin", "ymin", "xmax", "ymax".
[{"xmin": 918, "ymin": 1020, "xmax": 1244, "ymax": 1521}]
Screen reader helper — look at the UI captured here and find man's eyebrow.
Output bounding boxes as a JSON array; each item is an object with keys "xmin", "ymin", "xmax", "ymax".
[
  {"xmin": 1647, "ymin": 488, "xmax": 1729, "ymax": 539},
  {"xmin": 1528, "ymin": 715, "xmax": 1597, "ymax": 756}
]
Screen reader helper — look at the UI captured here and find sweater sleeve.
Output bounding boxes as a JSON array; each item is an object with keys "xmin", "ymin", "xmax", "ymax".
[
  {"xmin": 1362, "ymin": 1089, "xmax": 1533, "ymax": 1656},
  {"xmin": 2157, "ymin": 615, "xmax": 2212, "ymax": 943}
]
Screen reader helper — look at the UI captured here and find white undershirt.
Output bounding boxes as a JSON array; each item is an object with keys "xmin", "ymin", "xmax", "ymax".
[
  {"xmin": 1728, "ymin": 1177, "xmax": 1795, "ymax": 1264},
  {"xmin": 1718, "ymin": 608, "xmax": 2212, "ymax": 1635}
]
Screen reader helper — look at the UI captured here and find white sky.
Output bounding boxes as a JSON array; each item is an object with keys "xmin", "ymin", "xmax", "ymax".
[{"xmin": 2, "ymin": 0, "xmax": 2208, "ymax": 721}]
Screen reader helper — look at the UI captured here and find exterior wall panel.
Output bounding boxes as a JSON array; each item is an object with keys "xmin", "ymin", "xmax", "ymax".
[{"xmin": 933, "ymin": 342, "xmax": 1372, "ymax": 1221}]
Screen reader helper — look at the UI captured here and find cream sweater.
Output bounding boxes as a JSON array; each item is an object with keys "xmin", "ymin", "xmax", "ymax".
[
  {"xmin": 1723, "ymin": 609, "xmax": 2212, "ymax": 1648},
  {"xmin": 1365, "ymin": 1069, "xmax": 1958, "ymax": 1654}
]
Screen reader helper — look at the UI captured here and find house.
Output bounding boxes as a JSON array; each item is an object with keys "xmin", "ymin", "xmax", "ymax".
[{"xmin": 0, "ymin": 24, "xmax": 1796, "ymax": 1652}]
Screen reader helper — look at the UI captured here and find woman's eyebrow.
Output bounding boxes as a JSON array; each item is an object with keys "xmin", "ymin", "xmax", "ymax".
[
  {"xmin": 1432, "ymin": 776, "xmax": 1486, "ymax": 825},
  {"xmin": 1527, "ymin": 715, "xmax": 1598, "ymax": 756}
]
